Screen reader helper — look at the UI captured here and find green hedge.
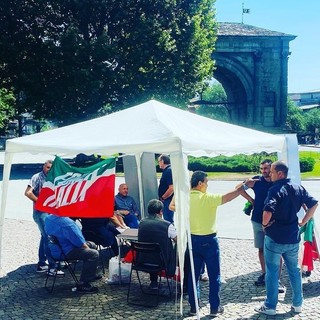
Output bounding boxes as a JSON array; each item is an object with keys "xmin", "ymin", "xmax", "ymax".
[
  {"xmin": 187, "ymin": 153, "xmax": 315, "ymax": 173},
  {"xmin": 299, "ymin": 157, "xmax": 315, "ymax": 172}
]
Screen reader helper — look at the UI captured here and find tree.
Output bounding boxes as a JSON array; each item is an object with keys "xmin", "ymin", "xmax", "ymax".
[
  {"xmin": 196, "ymin": 82, "xmax": 228, "ymax": 121},
  {"xmin": 285, "ymin": 98, "xmax": 306, "ymax": 133},
  {"xmin": 0, "ymin": 88, "xmax": 16, "ymax": 135},
  {"xmin": 304, "ymin": 108, "xmax": 320, "ymax": 134},
  {"xmin": 0, "ymin": 0, "xmax": 217, "ymax": 125}
]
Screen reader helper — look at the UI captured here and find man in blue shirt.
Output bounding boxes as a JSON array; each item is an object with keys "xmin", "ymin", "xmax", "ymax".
[
  {"xmin": 114, "ymin": 183, "xmax": 140, "ymax": 228},
  {"xmin": 45, "ymin": 214, "xmax": 100, "ymax": 293},
  {"xmin": 158, "ymin": 154, "xmax": 174, "ymax": 223},
  {"xmin": 255, "ymin": 161, "xmax": 318, "ymax": 316},
  {"xmin": 241, "ymin": 159, "xmax": 274, "ymax": 287}
]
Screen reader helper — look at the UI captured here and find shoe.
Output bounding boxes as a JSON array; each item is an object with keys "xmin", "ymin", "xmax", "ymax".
[
  {"xmin": 48, "ymin": 269, "xmax": 65, "ymax": 276},
  {"xmin": 209, "ymin": 306, "xmax": 224, "ymax": 317},
  {"xmin": 189, "ymin": 308, "xmax": 197, "ymax": 316},
  {"xmin": 254, "ymin": 273, "xmax": 265, "ymax": 286},
  {"xmin": 76, "ymin": 283, "xmax": 98, "ymax": 294},
  {"xmin": 254, "ymin": 304, "xmax": 276, "ymax": 316},
  {"xmin": 200, "ymin": 273, "xmax": 209, "ymax": 281},
  {"xmin": 36, "ymin": 264, "xmax": 49, "ymax": 273},
  {"xmin": 278, "ymin": 280, "xmax": 286, "ymax": 293},
  {"xmin": 150, "ymin": 281, "xmax": 158, "ymax": 290},
  {"xmin": 302, "ymin": 270, "xmax": 311, "ymax": 278},
  {"xmin": 291, "ymin": 305, "xmax": 302, "ymax": 313}
]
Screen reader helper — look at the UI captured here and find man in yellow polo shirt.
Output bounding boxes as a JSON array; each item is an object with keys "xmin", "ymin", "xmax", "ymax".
[{"xmin": 188, "ymin": 171, "xmax": 249, "ymax": 317}]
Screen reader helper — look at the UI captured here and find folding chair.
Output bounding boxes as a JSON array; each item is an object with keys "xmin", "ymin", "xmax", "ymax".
[
  {"xmin": 127, "ymin": 241, "xmax": 172, "ymax": 307},
  {"xmin": 45, "ymin": 235, "xmax": 79, "ymax": 293}
]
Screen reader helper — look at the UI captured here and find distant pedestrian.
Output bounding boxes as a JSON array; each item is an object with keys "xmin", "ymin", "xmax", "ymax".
[
  {"xmin": 255, "ymin": 161, "xmax": 318, "ymax": 316},
  {"xmin": 24, "ymin": 160, "xmax": 64, "ymax": 276},
  {"xmin": 158, "ymin": 154, "xmax": 174, "ymax": 223}
]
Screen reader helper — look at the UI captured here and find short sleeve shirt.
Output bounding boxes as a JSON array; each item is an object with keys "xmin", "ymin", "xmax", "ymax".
[
  {"xmin": 189, "ymin": 190, "xmax": 223, "ymax": 235},
  {"xmin": 158, "ymin": 165, "xmax": 173, "ymax": 199}
]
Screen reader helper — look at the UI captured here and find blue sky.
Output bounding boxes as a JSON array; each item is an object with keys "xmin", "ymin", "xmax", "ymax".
[{"xmin": 215, "ymin": 0, "xmax": 320, "ymax": 93}]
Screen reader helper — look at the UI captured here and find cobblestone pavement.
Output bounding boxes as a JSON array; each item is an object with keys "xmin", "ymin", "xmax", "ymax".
[{"xmin": 1, "ymin": 218, "xmax": 319, "ymax": 320}]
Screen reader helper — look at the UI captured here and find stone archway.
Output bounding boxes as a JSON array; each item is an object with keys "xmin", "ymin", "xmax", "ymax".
[{"xmin": 212, "ymin": 23, "xmax": 296, "ymax": 130}]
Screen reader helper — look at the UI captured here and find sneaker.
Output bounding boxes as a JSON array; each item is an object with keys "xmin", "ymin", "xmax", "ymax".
[
  {"xmin": 302, "ymin": 270, "xmax": 311, "ymax": 278},
  {"xmin": 189, "ymin": 308, "xmax": 197, "ymax": 316},
  {"xmin": 291, "ymin": 305, "xmax": 302, "ymax": 313},
  {"xmin": 254, "ymin": 304, "xmax": 276, "ymax": 316},
  {"xmin": 210, "ymin": 306, "xmax": 224, "ymax": 317},
  {"xmin": 48, "ymin": 269, "xmax": 65, "ymax": 276},
  {"xmin": 76, "ymin": 283, "xmax": 98, "ymax": 294},
  {"xmin": 278, "ymin": 280, "xmax": 286, "ymax": 293},
  {"xmin": 150, "ymin": 281, "xmax": 158, "ymax": 290},
  {"xmin": 254, "ymin": 273, "xmax": 265, "ymax": 286},
  {"xmin": 36, "ymin": 264, "xmax": 49, "ymax": 273}
]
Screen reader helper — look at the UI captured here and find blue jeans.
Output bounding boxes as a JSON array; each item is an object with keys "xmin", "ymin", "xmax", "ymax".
[
  {"xmin": 162, "ymin": 198, "xmax": 174, "ymax": 223},
  {"xmin": 188, "ymin": 234, "xmax": 221, "ymax": 310},
  {"xmin": 33, "ymin": 210, "xmax": 55, "ymax": 268},
  {"xmin": 264, "ymin": 236, "xmax": 303, "ymax": 309},
  {"xmin": 123, "ymin": 214, "xmax": 139, "ymax": 228}
]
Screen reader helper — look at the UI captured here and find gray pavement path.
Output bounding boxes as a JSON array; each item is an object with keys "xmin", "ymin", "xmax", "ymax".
[
  {"xmin": 1, "ymin": 218, "xmax": 320, "ymax": 320},
  {"xmin": 1, "ymin": 150, "xmax": 320, "ymax": 319}
]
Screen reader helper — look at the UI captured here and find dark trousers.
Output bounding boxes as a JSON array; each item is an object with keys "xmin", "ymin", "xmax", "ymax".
[{"xmin": 66, "ymin": 241, "xmax": 99, "ymax": 284}]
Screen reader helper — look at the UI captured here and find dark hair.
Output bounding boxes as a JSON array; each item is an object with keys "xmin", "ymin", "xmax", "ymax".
[
  {"xmin": 147, "ymin": 199, "xmax": 163, "ymax": 215},
  {"xmin": 260, "ymin": 159, "xmax": 272, "ymax": 166},
  {"xmin": 190, "ymin": 171, "xmax": 207, "ymax": 188},
  {"xmin": 272, "ymin": 160, "xmax": 288, "ymax": 177},
  {"xmin": 158, "ymin": 154, "xmax": 170, "ymax": 165}
]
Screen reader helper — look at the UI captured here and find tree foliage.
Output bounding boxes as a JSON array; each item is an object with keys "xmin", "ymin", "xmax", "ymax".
[
  {"xmin": 196, "ymin": 82, "xmax": 228, "ymax": 121},
  {"xmin": 0, "ymin": 88, "xmax": 16, "ymax": 134},
  {"xmin": 0, "ymin": 0, "xmax": 217, "ymax": 125},
  {"xmin": 304, "ymin": 108, "xmax": 320, "ymax": 133},
  {"xmin": 285, "ymin": 98, "xmax": 306, "ymax": 133}
]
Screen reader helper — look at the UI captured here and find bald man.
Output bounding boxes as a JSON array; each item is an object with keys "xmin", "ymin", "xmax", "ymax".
[{"xmin": 114, "ymin": 184, "xmax": 140, "ymax": 228}]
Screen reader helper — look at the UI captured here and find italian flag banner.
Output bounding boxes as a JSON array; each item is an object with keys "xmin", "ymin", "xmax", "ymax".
[{"xmin": 35, "ymin": 156, "xmax": 116, "ymax": 218}]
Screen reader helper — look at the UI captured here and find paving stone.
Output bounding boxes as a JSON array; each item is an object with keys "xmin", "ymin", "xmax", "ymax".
[{"xmin": 1, "ymin": 218, "xmax": 319, "ymax": 319}]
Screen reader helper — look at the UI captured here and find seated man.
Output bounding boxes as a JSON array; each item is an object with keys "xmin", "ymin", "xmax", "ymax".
[
  {"xmin": 114, "ymin": 183, "xmax": 140, "ymax": 228},
  {"xmin": 45, "ymin": 214, "xmax": 100, "ymax": 293},
  {"xmin": 81, "ymin": 217, "xmax": 120, "ymax": 257},
  {"xmin": 138, "ymin": 199, "xmax": 177, "ymax": 289}
]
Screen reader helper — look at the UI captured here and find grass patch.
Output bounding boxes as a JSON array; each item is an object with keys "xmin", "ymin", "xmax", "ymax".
[{"xmin": 300, "ymin": 151, "xmax": 320, "ymax": 179}]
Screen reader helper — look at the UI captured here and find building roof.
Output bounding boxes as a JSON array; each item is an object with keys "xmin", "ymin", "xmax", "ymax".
[{"xmin": 217, "ymin": 22, "xmax": 296, "ymax": 38}]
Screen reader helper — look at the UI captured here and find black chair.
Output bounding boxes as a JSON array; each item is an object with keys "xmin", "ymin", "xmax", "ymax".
[
  {"xmin": 127, "ymin": 241, "xmax": 172, "ymax": 307},
  {"xmin": 45, "ymin": 235, "xmax": 79, "ymax": 293}
]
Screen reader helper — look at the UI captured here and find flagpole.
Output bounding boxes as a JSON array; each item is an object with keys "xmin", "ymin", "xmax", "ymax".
[{"xmin": 242, "ymin": 2, "xmax": 244, "ymax": 24}]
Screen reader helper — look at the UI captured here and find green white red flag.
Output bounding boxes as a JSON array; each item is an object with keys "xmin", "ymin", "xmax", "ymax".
[{"xmin": 35, "ymin": 156, "xmax": 116, "ymax": 218}]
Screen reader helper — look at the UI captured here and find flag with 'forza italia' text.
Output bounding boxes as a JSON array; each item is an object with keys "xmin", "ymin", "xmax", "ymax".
[{"xmin": 35, "ymin": 156, "xmax": 116, "ymax": 218}]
